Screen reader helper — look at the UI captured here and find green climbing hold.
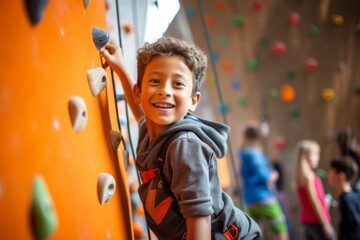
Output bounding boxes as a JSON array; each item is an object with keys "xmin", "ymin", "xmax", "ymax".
[
  {"xmin": 309, "ymin": 25, "xmax": 320, "ymax": 36},
  {"xmin": 238, "ymin": 96, "xmax": 248, "ymax": 106},
  {"xmin": 31, "ymin": 175, "xmax": 58, "ymax": 240},
  {"xmin": 289, "ymin": 106, "xmax": 300, "ymax": 118},
  {"xmin": 287, "ymin": 69, "xmax": 296, "ymax": 79},
  {"xmin": 247, "ymin": 57, "xmax": 259, "ymax": 71},
  {"xmin": 355, "ymin": 22, "xmax": 360, "ymax": 35},
  {"xmin": 232, "ymin": 15, "xmax": 245, "ymax": 26},
  {"xmin": 315, "ymin": 168, "xmax": 327, "ymax": 181},
  {"xmin": 258, "ymin": 37, "xmax": 268, "ymax": 47},
  {"xmin": 356, "ymin": 85, "xmax": 360, "ymax": 95},
  {"xmin": 269, "ymin": 88, "xmax": 279, "ymax": 99}
]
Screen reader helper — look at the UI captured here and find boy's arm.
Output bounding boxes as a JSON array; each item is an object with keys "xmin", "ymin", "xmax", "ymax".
[
  {"xmin": 100, "ymin": 42, "xmax": 143, "ymax": 122},
  {"xmin": 186, "ymin": 215, "xmax": 211, "ymax": 240}
]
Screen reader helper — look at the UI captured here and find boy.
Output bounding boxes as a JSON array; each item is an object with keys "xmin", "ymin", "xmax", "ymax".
[
  {"xmin": 328, "ymin": 156, "xmax": 360, "ymax": 240},
  {"xmin": 100, "ymin": 37, "xmax": 261, "ymax": 239}
]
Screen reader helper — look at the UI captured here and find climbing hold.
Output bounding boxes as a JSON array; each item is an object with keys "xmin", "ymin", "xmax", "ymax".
[
  {"xmin": 211, "ymin": 51, "xmax": 218, "ymax": 62},
  {"xmin": 31, "ymin": 175, "xmax": 58, "ymax": 240},
  {"xmin": 271, "ymin": 41, "xmax": 286, "ymax": 56},
  {"xmin": 315, "ymin": 168, "xmax": 327, "ymax": 180},
  {"xmin": 269, "ymin": 88, "xmax": 279, "ymax": 99},
  {"xmin": 332, "ymin": 14, "xmax": 344, "ymax": 26},
  {"xmin": 309, "ymin": 25, "xmax": 320, "ymax": 36},
  {"xmin": 273, "ymin": 136, "xmax": 287, "ymax": 150},
  {"xmin": 337, "ymin": 61, "xmax": 346, "ymax": 72},
  {"xmin": 121, "ymin": 23, "xmax": 134, "ymax": 34},
  {"xmin": 219, "ymin": 36, "xmax": 229, "ymax": 46},
  {"xmin": 110, "ymin": 130, "xmax": 122, "ymax": 153},
  {"xmin": 25, "ymin": 0, "xmax": 49, "ymax": 25},
  {"xmin": 289, "ymin": 106, "xmax": 300, "ymax": 118},
  {"xmin": 231, "ymin": 79, "xmax": 241, "ymax": 89},
  {"xmin": 232, "ymin": 15, "xmax": 245, "ymax": 27},
  {"xmin": 92, "ymin": 27, "xmax": 110, "ymax": 50},
  {"xmin": 205, "ymin": 15, "xmax": 215, "ymax": 26},
  {"xmin": 247, "ymin": 57, "xmax": 259, "ymax": 71},
  {"xmin": 288, "ymin": 11, "xmax": 300, "ymax": 25},
  {"xmin": 238, "ymin": 96, "xmax": 248, "ymax": 107},
  {"xmin": 216, "ymin": 0, "xmax": 228, "ymax": 11},
  {"xmin": 253, "ymin": 0, "xmax": 264, "ymax": 10},
  {"xmin": 287, "ymin": 69, "xmax": 296, "ymax": 79},
  {"xmin": 87, "ymin": 67, "xmax": 108, "ymax": 96},
  {"xmin": 221, "ymin": 60, "xmax": 233, "ymax": 72},
  {"xmin": 355, "ymin": 22, "xmax": 360, "ymax": 35},
  {"xmin": 258, "ymin": 37, "xmax": 268, "ymax": 47},
  {"xmin": 305, "ymin": 58, "xmax": 318, "ymax": 71},
  {"xmin": 322, "ymin": 88, "xmax": 335, "ymax": 101},
  {"xmin": 356, "ymin": 85, "xmax": 360, "ymax": 95},
  {"xmin": 97, "ymin": 173, "xmax": 116, "ymax": 205},
  {"xmin": 83, "ymin": 0, "xmax": 90, "ymax": 9},
  {"xmin": 186, "ymin": 8, "xmax": 195, "ymax": 19},
  {"xmin": 280, "ymin": 84, "xmax": 296, "ymax": 102},
  {"xmin": 218, "ymin": 102, "xmax": 229, "ymax": 113},
  {"xmin": 68, "ymin": 96, "xmax": 88, "ymax": 133}
]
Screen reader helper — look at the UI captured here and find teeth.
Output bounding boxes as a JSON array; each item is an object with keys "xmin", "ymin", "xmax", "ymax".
[{"xmin": 153, "ymin": 103, "xmax": 173, "ymax": 108}]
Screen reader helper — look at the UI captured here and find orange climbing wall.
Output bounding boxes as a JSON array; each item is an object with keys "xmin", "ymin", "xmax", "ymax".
[{"xmin": 0, "ymin": 0, "xmax": 133, "ymax": 239}]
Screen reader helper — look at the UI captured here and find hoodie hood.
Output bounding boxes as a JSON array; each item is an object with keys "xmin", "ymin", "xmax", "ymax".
[{"xmin": 152, "ymin": 113, "xmax": 230, "ymax": 158}]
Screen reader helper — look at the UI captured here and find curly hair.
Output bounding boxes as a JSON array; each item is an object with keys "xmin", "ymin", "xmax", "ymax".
[{"xmin": 136, "ymin": 37, "xmax": 207, "ymax": 96}]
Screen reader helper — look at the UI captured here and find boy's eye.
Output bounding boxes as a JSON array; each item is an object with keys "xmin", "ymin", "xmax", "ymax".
[
  {"xmin": 149, "ymin": 79, "xmax": 160, "ymax": 84},
  {"xmin": 173, "ymin": 81, "xmax": 186, "ymax": 87}
]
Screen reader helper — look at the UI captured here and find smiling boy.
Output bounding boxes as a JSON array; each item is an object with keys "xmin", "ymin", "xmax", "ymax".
[{"xmin": 101, "ymin": 37, "xmax": 261, "ymax": 240}]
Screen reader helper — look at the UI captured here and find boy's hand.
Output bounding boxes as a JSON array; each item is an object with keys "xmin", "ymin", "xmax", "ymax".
[{"xmin": 100, "ymin": 42, "xmax": 126, "ymax": 71}]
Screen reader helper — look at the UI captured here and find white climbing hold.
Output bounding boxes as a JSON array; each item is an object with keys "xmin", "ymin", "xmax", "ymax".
[
  {"xmin": 87, "ymin": 67, "xmax": 108, "ymax": 96},
  {"xmin": 97, "ymin": 173, "xmax": 116, "ymax": 205},
  {"xmin": 68, "ymin": 96, "xmax": 87, "ymax": 133}
]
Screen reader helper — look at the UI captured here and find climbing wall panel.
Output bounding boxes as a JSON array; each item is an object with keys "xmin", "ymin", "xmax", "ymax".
[{"xmin": 0, "ymin": 0, "xmax": 133, "ymax": 239}]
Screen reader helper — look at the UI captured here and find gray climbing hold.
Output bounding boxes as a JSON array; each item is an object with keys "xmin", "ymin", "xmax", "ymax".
[
  {"xmin": 25, "ymin": 0, "xmax": 49, "ymax": 25},
  {"xmin": 92, "ymin": 27, "xmax": 110, "ymax": 50}
]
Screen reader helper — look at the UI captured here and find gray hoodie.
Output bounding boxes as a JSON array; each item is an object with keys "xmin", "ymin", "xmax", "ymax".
[{"xmin": 136, "ymin": 113, "xmax": 261, "ymax": 240}]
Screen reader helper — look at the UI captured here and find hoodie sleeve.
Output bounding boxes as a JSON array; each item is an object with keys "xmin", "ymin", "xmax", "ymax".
[{"xmin": 165, "ymin": 134, "xmax": 214, "ymax": 218}]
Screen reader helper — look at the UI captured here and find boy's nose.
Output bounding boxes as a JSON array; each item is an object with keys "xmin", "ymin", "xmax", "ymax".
[{"xmin": 158, "ymin": 83, "xmax": 172, "ymax": 96}]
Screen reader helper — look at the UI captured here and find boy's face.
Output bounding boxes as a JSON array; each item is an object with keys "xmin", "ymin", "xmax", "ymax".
[
  {"xmin": 327, "ymin": 168, "xmax": 338, "ymax": 187},
  {"xmin": 134, "ymin": 55, "xmax": 200, "ymax": 135}
]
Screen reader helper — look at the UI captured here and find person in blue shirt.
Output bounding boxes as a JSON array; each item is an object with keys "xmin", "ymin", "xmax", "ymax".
[{"xmin": 239, "ymin": 124, "xmax": 288, "ymax": 240}]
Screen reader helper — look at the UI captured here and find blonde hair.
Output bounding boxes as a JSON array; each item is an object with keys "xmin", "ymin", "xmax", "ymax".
[{"xmin": 294, "ymin": 140, "xmax": 320, "ymax": 185}]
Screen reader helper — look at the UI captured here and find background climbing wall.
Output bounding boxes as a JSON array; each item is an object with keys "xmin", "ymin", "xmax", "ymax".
[
  {"xmin": 177, "ymin": 0, "xmax": 360, "ymax": 237},
  {"xmin": 0, "ymin": 0, "xmax": 133, "ymax": 239}
]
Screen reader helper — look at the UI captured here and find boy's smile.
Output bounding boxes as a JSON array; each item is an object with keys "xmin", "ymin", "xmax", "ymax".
[{"xmin": 134, "ymin": 55, "xmax": 201, "ymax": 138}]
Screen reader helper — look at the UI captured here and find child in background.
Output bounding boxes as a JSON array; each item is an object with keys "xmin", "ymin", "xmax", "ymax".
[
  {"xmin": 239, "ymin": 124, "xmax": 288, "ymax": 240},
  {"xmin": 294, "ymin": 140, "xmax": 336, "ymax": 240},
  {"xmin": 101, "ymin": 37, "xmax": 261, "ymax": 240},
  {"xmin": 328, "ymin": 156, "xmax": 360, "ymax": 240},
  {"xmin": 336, "ymin": 128, "xmax": 360, "ymax": 190}
]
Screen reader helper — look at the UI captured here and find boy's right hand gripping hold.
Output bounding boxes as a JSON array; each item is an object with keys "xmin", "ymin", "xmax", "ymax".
[
  {"xmin": 100, "ymin": 42, "xmax": 143, "ymax": 122},
  {"xmin": 100, "ymin": 42, "xmax": 126, "ymax": 73}
]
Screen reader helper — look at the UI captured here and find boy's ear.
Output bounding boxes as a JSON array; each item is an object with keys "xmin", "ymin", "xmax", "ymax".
[
  {"xmin": 133, "ymin": 84, "xmax": 141, "ymax": 104},
  {"xmin": 189, "ymin": 92, "xmax": 201, "ymax": 112}
]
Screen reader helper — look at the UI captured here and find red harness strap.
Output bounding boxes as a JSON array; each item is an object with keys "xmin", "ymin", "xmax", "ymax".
[
  {"xmin": 140, "ymin": 168, "xmax": 159, "ymax": 184},
  {"xmin": 223, "ymin": 224, "xmax": 239, "ymax": 240}
]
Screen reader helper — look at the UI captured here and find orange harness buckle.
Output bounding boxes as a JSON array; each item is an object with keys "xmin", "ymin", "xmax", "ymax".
[{"xmin": 224, "ymin": 224, "xmax": 239, "ymax": 240}]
